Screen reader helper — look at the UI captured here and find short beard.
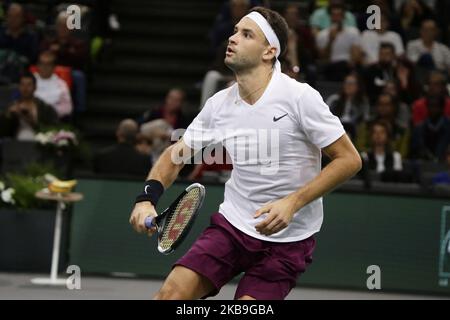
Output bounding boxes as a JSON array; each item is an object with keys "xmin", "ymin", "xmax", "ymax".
[{"xmin": 224, "ymin": 55, "xmax": 258, "ymax": 73}]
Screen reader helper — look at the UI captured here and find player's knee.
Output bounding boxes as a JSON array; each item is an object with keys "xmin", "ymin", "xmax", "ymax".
[
  {"xmin": 238, "ymin": 295, "xmax": 256, "ymax": 300},
  {"xmin": 154, "ymin": 282, "xmax": 187, "ymax": 300}
]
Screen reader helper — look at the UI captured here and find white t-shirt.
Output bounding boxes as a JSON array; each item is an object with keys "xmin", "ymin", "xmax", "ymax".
[
  {"xmin": 407, "ymin": 39, "xmax": 450, "ymax": 71},
  {"xmin": 316, "ymin": 26, "xmax": 361, "ymax": 63},
  {"xmin": 361, "ymin": 30, "xmax": 405, "ymax": 64},
  {"xmin": 34, "ymin": 74, "xmax": 73, "ymax": 118},
  {"xmin": 183, "ymin": 71, "xmax": 345, "ymax": 242}
]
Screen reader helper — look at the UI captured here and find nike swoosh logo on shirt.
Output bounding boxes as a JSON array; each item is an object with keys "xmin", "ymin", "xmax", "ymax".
[{"xmin": 273, "ymin": 113, "xmax": 288, "ymax": 122}]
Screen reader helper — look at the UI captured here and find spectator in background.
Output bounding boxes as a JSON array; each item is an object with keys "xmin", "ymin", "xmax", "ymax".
[
  {"xmin": 94, "ymin": 119, "xmax": 151, "ymax": 177},
  {"xmin": 33, "ymin": 51, "xmax": 73, "ymax": 119},
  {"xmin": 411, "ymin": 95, "xmax": 450, "ymax": 161},
  {"xmin": 138, "ymin": 88, "xmax": 190, "ymax": 129},
  {"xmin": 316, "ymin": 3, "xmax": 362, "ymax": 81},
  {"xmin": 407, "ymin": 20, "xmax": 450, "ymax": 74},
  {"xmin": 432, "ymin": 146, "xmax": 450, "ymax": 184},
  {"xmin": 40, "ymin": 11, "xmax": 88, "ymax": 113},
  {"xmin": 0, "ymin": 3, "xmax": 38, "ymax": 63},
  {"xmin": 434, "ymin": 0, "xmax": 450, "ymax": 46},
  {"xmin": 361, "ymin": 14, "xmax": 405, "ymax": 65},
  {"xmin": 0, "ymin": 72, "xmax": 58, "ymax": 140},
  {"xmin": 326, "ymin": 73, "xmax": 370, "ymax": 139},
  {"xmin": 412, "ymin": 71, "xmax": 450, "ymax": 126},
  {"xmin": 399, "ymin": 0, "xmax": 434, "ymax": 41},
  {"xmin": 209, "ymin": 0, "xmax": 251, "ymax": 57},
  {"xmin": 382, "ymin": 80, "xmax": 411, "ymax": 128},
  {"xmin": 0, "ymin": 3, "xmax": 38, "ymax": 83},
  {"xmin": 283, "ymin": 3, "xmax": 316, "ymax": 80},
  {"xmin": 309, "ymin": 0, "xmax": 356, "ymax": 35},
  {"xmin": 135, "ymin": 133, "xmax": 153, "ymax": 157},
  {"xmin": 357, "ymin": 0, "xmax": 403, "ymax": 35},
  {"xmin": 140, "ymin": 119, "xmax": 172, "ymax": 164},
  {"xmin": 364, "ymin": 43, "xmax": 417, "ymax": 104},
  {"xmin": 361, "ymin": 121, "xmax": 404, "ymax": 181},
  {"xmin": 357, "ymin": 93, "xmax": 410, "ymax": 157},
  {"xmin": 40, "ymin": 11, "xmax": 88, "ymax": 70}
]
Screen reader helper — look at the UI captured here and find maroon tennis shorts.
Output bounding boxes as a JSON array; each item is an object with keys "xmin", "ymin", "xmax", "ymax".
[{"xmin": 174, "ymin": 212, "xmax": 316, "ymax": 300}]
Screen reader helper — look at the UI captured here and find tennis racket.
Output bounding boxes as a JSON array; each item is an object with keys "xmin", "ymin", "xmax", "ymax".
[{"xmin": 145, "ymin": 183, "xmax": 205, "ymax": 254}]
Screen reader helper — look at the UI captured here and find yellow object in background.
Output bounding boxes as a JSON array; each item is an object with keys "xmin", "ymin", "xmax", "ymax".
[{"xmin": 48, "ymin": 179, "xmax": 77, "ymax": 194}]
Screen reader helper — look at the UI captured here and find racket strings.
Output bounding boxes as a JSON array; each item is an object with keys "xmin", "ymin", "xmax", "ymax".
[{"xmin": 159, "ymin": 188, "xmax": 200, "ymax": 250}]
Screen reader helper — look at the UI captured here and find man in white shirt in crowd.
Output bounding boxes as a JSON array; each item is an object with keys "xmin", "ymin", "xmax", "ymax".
[
  {"xmin": 33, "ymin": 51, "xmax": 73, "ymax": 119},
  {"xmin": 316, "ymin": 3, "xmax": 362, "ymax": 80},
  {"xmin": 407, "ymin": 19, "xmax": 450, "ymax": 73},
  {"xmin": 129, "ymin": 6, "xmax": 361, "ymax": 300},
  {"xmin": 361, "ymin": 14, "xmax": 405, "ymax": 65}
]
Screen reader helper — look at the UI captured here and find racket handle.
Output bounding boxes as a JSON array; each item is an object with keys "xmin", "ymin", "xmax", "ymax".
[{"xmin": 144, "ymin": 216, "xmax": 156, "ymax": 229}]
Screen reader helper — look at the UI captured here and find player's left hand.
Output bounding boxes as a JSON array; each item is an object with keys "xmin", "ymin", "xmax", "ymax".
[{"xmin": 254, "ymin": 195, "xmax": 298, "ymax": 236}]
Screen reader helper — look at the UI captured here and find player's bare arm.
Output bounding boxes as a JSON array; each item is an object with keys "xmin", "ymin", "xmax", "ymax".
[
  {"xmin": 129, "ymin": 139, "xmax": 194, "ymax": 235},
  {"xmin": 255, "ymin": 134, "xmax": 362, "ymax": 235}
]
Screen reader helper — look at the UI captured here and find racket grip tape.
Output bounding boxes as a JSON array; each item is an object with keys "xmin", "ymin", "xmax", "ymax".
[{"xmin": 144, "ymin": 216, "xmax": 156, "ymax": 229}]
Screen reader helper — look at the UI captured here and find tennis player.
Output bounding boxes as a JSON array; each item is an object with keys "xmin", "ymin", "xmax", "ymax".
[{"xmin": 129, "ymin": 6, "xmax": 362, "ymax": 300}]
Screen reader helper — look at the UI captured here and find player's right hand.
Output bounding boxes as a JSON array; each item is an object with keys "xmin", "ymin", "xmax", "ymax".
[{"xmin": 129, "ymin": 201, "xmax": 158, "ymax": 237}]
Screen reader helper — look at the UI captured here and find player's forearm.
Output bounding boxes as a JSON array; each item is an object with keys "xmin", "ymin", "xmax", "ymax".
[
  {"xmin": 289, "ymin": 154, "xmax": 361, "ymax": 211},
  {"xmin": 146, "ymin": 145, "xmax": 186, "ymax": 189}
]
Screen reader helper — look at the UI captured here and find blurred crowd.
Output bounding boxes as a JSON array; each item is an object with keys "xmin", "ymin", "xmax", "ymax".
[{"xmin": 0, "ymin": 0, "xmax": 449, "ymax": 189}]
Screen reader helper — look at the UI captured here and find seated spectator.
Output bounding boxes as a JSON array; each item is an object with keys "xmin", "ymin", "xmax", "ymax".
[
  {"xmin": 283, "ymin": 3, "xmax": 316, "ymax": 80},
  {"xmin": 135, "ymin": 133, "xmax": 153, "ymax": 157},
  {"xmin": 407, "ymin": 20, "xmax": 450, "ymax": 74},
  {"xmin": 411, "ymin": 95, "xmax": 450, "ymax": 161},
  {"xmin": 41, "ymin": 11, "xmax": 88, "ymax": 70},
  {"xmin": 140, "ymin": 119, "xmax": 173, "ymax": 163},
  {"xmin": 309, "ymin": 0, "xmax": 357, "ymax": 35},
  {"xmin": 399, "ymin": 0, "xmax": 435, "ymax": 41},
  {"xmin": 0, "ymin": 3, "xmax": 39, "ymax": 83},
  {"xmin": 326, "ymin": 73, "xmax": 370, "ymax": 139},
  {"xmin": 432, "ymin": 146, "xmax": 450, "ymax": 184},
  {"xmin": 316, "ymin": 3, "xmax": 362, "ymax": 81},
  {"xmin": 361, "ymin": 121, "xmax": 404, "ymax": 182},
  {"xmin": 412, "ymin": 71, "xmax": 450, "ymax": 126},
  {"xmin": 0, "ymin": 72, "xmax": 58, "ymax": 140},
  {"xmin": 138, "ymin": 88, "xmax": 190, "ymax": 129},
  {"xmin": 33, "ymin": 51, "xmax": 73, "ymax": 119},
  {"xmin": 357, "ymin": 93, "xmax": 410, "ymax": 157},
  {"xmin": 434, "ymin": 0, "xmax": 450, "ymax": 45},
  {"xmin": 364, "ymin": 43, "xmax": 417, "ymax": 104},
  {"xmin": 94, "ymin": 119, "xmax": 151, "ymax": 177},
  {"xmin": 358, "ymin": 0, "xmax": 403, "ymax": 35},
  {"xmin": 40, "ymin": 11, "xmax": 88, "ymax": 113},
  {"xmin": 382, "ymin": 80, "xmax": 411, "ymax": 128},
  {"xmin": 361, "ymin": 15, "xmax": 405, "ymax": 65}
]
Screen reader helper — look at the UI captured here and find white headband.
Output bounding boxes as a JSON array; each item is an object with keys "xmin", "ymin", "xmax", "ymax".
[
  {"xmin": 244, "ymin": 11, "xmax": 281, "ymax": 71},
  {"xmin": 244, "ymin": 11, "xmax": 281, "ymax": 59}
]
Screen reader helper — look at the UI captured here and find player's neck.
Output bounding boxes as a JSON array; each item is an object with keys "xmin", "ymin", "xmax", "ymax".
[{"xmin": 235, "ymin": 65, "xmax": 273, "ymax": 105}]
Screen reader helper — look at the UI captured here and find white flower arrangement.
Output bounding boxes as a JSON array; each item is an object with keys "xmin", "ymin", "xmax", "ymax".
[
  {"xmin": 0, "ymin": 180, "xmax": 16, "ymax": 206},
  {"xmin": 35, "ymin": 129, "xmax": 78, "ymax": 147}
]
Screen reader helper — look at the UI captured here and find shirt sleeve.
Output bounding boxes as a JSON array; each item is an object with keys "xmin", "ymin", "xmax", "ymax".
[
  {"xmin": 182, "ymin": 98, "xmax": 216, "ymax": 151},
  {"xmin": 393, "ymin": 33, "xmax": 405, "ymax": 56},
  {"xmin": 295, "ymin": 85, "xmax": 346, "ymax": 149},
  {"xmin": 57, "ymin": 79, "xmax": 73, "ymax": 118},
  {"xmin": 315, "ymin": 30, "xmax": 328, "ymax": 49},
  {"xmin": 407, "ymin": 41, "xmax": 420, "ymax": 63}
]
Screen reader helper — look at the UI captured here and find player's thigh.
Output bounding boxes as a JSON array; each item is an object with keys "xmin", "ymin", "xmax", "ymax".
[{"xmin": 154, "ymin": 265, "xmax": 215, "ymax": 300}]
